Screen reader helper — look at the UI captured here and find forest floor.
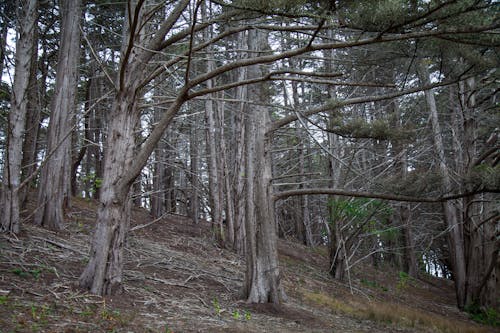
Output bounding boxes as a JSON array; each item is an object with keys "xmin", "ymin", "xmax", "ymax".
[{"xmin": 0, "ymin": 197, "xmax": 496, "ymax": 333}]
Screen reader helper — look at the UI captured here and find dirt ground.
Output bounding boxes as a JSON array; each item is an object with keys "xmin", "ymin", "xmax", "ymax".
[{"xmin": 0, "ymin": 197, "xmax": 495, "ymax": 332}]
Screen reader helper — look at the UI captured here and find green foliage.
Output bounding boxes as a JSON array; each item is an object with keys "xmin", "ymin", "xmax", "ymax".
[
  {"xmin": 465, "ymin": 303, "xmax": 500, "ymax": 327},
  {"xmin": 233, "ymin": 0, "xmax": 325, "ymax": 15},
  {"xmin": 361, "ymin": 278, "xmax": 388, "ymax": 292},
  {"xmin": 232, "ymin": 309, "xmax": 241, "ymax": 320},
  {"xmin": 468, "ymin": 165, "xmax": 500, "ymax": 192},
  {"xmin": 396, "ymin": 271, "xmax": 412, "ymax": 290},
  {"xmin": 328, "ymin": 197, "xmax": 392, "ymax": 228},
  {"xmin": 30, "ymin": 303, "xmax": 51, "ymax": 326},
  {"xmin": 330, "ymin": 117, "xmax": 395, "ymax": 140},
  {"xmin": 339, "ymin": 0, "xmax": 415, "ymax": 32},
  {"xmin": 81, "ymin": 172, "xmax": 103, "ymax": 196},
  {"xmin": 328, "ymin": 115, "xmax": 411, "ymax": 141},
  {"xmin": 10, "ymin": 268, "xmax": 42, "ymax": 280},
  {"xmin": 212, "ymin": 297, "xmax": 222, "ymax": 316},
  {"xmin": 244, "ymin": 310, "xmax": 252, "ymax": 320},
  {"xmin": 0, "ymin": 295, "xmax": 8, "ymax": 305}
]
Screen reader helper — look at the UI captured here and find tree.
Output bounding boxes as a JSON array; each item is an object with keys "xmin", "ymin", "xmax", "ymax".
[
  {"xmin": 1, "ymin": 0, "xmax": 37, "ymax": 233},
  {"xmin": 35, "ymin": 0, "xmax": 82, "ymax": 230},
  {"xmin": 69, "ymin": 0, "xmax": 497, "ymax": 306},
  {"xmin": 243, "ymin": 27, "xmax": 283, "ymax": 303}
]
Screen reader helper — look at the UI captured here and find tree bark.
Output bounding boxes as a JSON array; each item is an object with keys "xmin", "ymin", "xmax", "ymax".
[
  {"xmin": 418, "ymin": 61, "xmax": 467, "ymax": 309},
  {"xmin": 231, "ymin": 35, "xmax": 248, "ymax": 254},
  {"xmin": 1, "ymin": 0, "xmax": 37, "ymax": 234},
  {"xmin": 203, "ymin": 31, "xmax": 224, "ymax": 242},
  {"xmin": 243, "ymin": 28, "xmax": 282, "ymax": 304},
  {"xmin": 79, "ymin": 92, "xmax": 138, "ymax": 295},
  {"xmin": 35, "ymin": 0, "xmax": 82, "ymax": 229},
  {"xmin": 20, "ymin": 20, "xmax": 41, "ymax": 205}
]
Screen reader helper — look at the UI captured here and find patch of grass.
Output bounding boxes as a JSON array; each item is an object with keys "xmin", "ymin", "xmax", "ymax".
[
  {"xmin": 232, "ymin": 309, "xmax": 241, "ymax": 319},
  {"xmin": 465, "ymin": 303, "xmax": 500, "ymax": 327},
  {"xmin": 212, "ymin": 297, "xmax": 222, "ymax": 316},
  {"xmin": 303, "ymin": 291, "xmax": 490, "ymax": 333},
  {"xmin": 303, "ymin": 291, "xmax": 357, "ymax": 316},
  {"xmin": 244, "ymin": 310, "xmax": 251, "ymax": 321},
  {"xmin": 311, "ymin": 246, "xmax": 328, "ymax": 257},
  {"xmin": 396, "ymin": 271, "xmax": 414, "ymax": 290},
  {"xmin": 361, "ymin": 278, "xmax": 388, "ymax": 292},
  {"xmin": 10, "ymin": 267, "xmax": 42, "ymax": 280}
]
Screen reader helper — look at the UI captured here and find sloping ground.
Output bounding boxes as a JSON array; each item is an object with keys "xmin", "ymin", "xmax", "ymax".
[{"xmin": 0, "ymin": 197, "xmax": 495, "ymax": 333}]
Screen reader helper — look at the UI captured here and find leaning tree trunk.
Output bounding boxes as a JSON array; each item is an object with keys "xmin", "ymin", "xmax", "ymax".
[
  {"xmin": 1, "ymin": 0, "xmax": 37, "ymax": 234},
  {"xmin": 419, "ymin": 62, "xmax": 467, "ymax": 309},
  {"xmin": 243, "ymin": 28, "xmax": 283, "ymax": 304},
  {"xmin": 79, "ymin": 92, "xmax": 138, "ymax": 295},
  {"xmin": 35, "ymin": 0, "xmax": 82, "ymax": 229},
  {"xmin": 78, "ymin": 0, "xmax": 191, "ymax": 295}
]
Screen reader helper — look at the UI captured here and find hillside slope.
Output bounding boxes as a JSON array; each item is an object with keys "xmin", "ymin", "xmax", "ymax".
[{"xmin": 0, "ymin": 197, "xmax": 494, "ymax": 332}]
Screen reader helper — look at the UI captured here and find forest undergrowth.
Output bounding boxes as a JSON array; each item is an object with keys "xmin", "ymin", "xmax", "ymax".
[{"xmin": 0, "ymin": 196, "xmax": 495, "ymax": 333}]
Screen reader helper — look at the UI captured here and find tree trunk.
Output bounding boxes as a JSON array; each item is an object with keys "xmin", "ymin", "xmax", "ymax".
[
  {"xmin": 401, "ymin": 204, "xmax": 418, "ymax": 277},
  {"xmin": 1, "ymin": 0, "xmax": 37, "ymax": 234},
  {"xmin": 188, "ymin": 120, "xmax": 200, "ymax": 224},
  {"xmin": 218, "ymin": 98, "xmax": 236, "ymax": 246},
  {"xmin": 231, "ymin": 38, "xmax": 248, "ymax": 254},
  {"xmin": 243, "ymin": 29, "xmax": 282, "ymax": 304},
  {"xmin": 20, "ymin": 21, "xmax": 41, "ymax": 205},
  {"xmin": 418, "ymin": 62, "xmax": 467, "ymax": 309},
  {"xmin": 79, "ymin": 93, "xmax": 138, "ymax": 295},
  {"xmin": 455, "ymin": 78, "xmax": 498, "ymax": 309},
  {"xmin": 151, "ymin": 104, "xmax": 166, "ymax": 218},
  {"xmin": 35, "ymin": 0, "xmax": 82, "ymax": 229},
  {"xmin": 204, "ymin": 61, "xmax": 224, "ymax": 242}
]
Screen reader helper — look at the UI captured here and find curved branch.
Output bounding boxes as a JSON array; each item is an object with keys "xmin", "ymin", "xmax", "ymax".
[{"xmin": 272, "ymin": 187, "xmax": 500, "ymax": 203}]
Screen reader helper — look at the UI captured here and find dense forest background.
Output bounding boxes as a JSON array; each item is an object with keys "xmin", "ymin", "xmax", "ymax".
[{"xmin": 0, "ymin": 0, "xmax": 498, "ymax": 322}]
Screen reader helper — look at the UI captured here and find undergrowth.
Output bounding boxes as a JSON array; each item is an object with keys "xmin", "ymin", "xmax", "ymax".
[
  {"xmin": 465, "ymin": 302, "xmax": 500, "ymax": 327},
  {"xmin": 303, "ymin": 291, "xmax": 492, "ymax": 333}
]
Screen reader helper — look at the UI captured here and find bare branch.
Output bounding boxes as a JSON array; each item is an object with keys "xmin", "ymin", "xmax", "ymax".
[{"xmin": 272, "ymin": 187, "xmax": 500, "ymax": 203}]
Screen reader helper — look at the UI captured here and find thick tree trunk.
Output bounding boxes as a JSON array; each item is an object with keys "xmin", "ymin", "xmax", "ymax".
[
  {"xmin": 35, "ymin": 0, "xmax": 82, "ymax": 229},
  {"xmin": 218, "ymin": 100, "xmax": 236, "ymax": 246},
  {"xmin": 1, "ymin": 0, "xmax": 37, "ymax": 234},
  {"xmin": 79, "ymin": 94, "xmax": 138, "ymax": 295},
  {"xmin": 205, "ymin": 62, "xmax": 224, "ymax": 242},
  {"xmin": 244, "ymin": 104, "xmax": 282, "ymax": 303},
  {"xmin": 243, "ymin": 29, "xmax": 283, "ymax": 304},
  {"xmin": 231, "ymin": 46, "xmax": 248, "ymax": 254},
  {"xmin": 455, "ymin": 79, "xmax": 498, "ymax": 309}
]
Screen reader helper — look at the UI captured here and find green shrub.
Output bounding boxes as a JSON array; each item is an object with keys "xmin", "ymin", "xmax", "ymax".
[{"xmin": 465, "ymin": 303, "xmax": 500, "ymax": 327}]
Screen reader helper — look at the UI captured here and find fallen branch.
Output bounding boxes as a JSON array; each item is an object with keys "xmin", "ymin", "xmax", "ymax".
[{"xmin": 31, "ymin": 236, "xmax": 88, "ymax": 256}]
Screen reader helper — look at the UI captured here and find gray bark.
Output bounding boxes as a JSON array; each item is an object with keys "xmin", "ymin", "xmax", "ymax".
[
  {"xmin": 418, "ymin": 62, "xmax": 467, "ymax": 309},
  {"xmin": 79, "ymin": 95, "xmax": 138, "ymax": 294},
  {"xmin": 244, "ymin": 28, "xmax": 282, "ymax": 304},
  {"xmin": 35, "ymin": 0, "xmax": 82, "ymax": 229},
  {"xmin": 1, "ymin": 0, "xmax": 37, "ymax": 233},
  {"xmin": 231, "ymin": 33, "xmax": 248, "ymax": 254},
  {"xmin": 188, "ymin": 120, "xmax": 200, "ymax": 224},
  {"xmin": 20, "ymin": 22, "xmax": 40, "ymax": 205}
]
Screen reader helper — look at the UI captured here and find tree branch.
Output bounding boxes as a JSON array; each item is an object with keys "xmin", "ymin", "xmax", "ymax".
[{"xmin": 272, "ymin": 187, "xmax": 500, "ymax": 203}]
